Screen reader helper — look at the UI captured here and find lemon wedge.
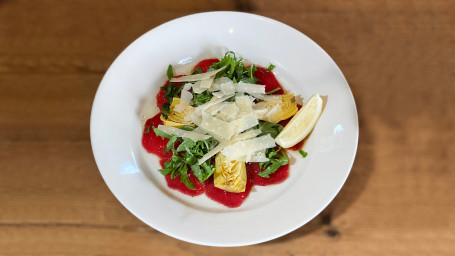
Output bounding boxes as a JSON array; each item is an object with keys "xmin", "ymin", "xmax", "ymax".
[{"xmin": 275, "ymin": 94, "xmax": 323, "ymax": 148}]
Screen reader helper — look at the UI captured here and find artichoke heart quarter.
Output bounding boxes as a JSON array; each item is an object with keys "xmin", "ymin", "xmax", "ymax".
[
  {"xmin": 254, "ymin": 94, "xmax": 298, "ymax": 123},
  {"xmin": 161, "ymin": 97, "xmax": 194, "ymax": 128},
  {"xmin": 214, "ymin": 153, "xmax": 247, "ymax": 193}
]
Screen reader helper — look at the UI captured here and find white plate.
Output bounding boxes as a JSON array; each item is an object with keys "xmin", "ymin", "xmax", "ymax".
[{"xmin": 90, "ymin": 12, "xmax": 358, "ymax": 246}]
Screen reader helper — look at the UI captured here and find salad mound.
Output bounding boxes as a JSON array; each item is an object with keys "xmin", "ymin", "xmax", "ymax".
[{"xmin": 142, "ymin": 52, "xmax": 321, "ymax": 207}]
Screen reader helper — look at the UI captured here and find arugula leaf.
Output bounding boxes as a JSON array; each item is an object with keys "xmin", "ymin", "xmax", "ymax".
[
  {"xmin": 208, "ymin": 51, "xmax": 234, "ymax": 71},
  {"xmin": 190, "ymin": 161, "xmax": 214, "ymax": 183},
  {"xmin": 298, "ymin": 149, "xmax": 308, "ymax": 158},
  {"xmin": 248, "ymin": 64, "xmax": 256, "ymax": 79},
  {"xmin": 159, "ymin": 161, "xmax": 173, "ymax": 175},
  {"xmin": 152, "ymin": 127, "xmax": 180, "ymax": 154},
  {"xmin": 190, "ymin": 164, "xmax": 202, "ymax": 181},
  {"xmin": 158, "ymin": 136, "xmax": 218, "ymax": 188},
  {"xmin": 165, "ymin": 136, "xmax": 178, "ymax": 153},
  {"xmin": 184, "ymin": 154, "xmax": 198, "ymax": 165},
  {"xmin": 191, "ymin": 67, "xmax": 203, "ymax": 74},
  {"xmin": 259, "ymin": 161, "xmax": 284, "ymax": 178},
  {"xmin": 161, "ymin": 102, "xmax": 171, "ymax": 118},
  {"xmin": 266, "ymin": 87, "xmax": 281, "ymax": 95},
  {"xmin": 258, "ymin": 147, "xmax": 288, "ymax": 178},
  {"xmin": 225, "ymin": 95, "xmax": 236, "ymax": 102},
  {"xmin": 160, "ymin": 154, "xmax": 196, "ymax": 188},
  {"xmin": 192, "ymin": 90, "xmax": 213, "ymax": 106},
  {"xmin": 145, "ymin": 125, "xmax": 151, "ymax": 134},
  {"xmin": 207, "ymin": 52, "xmax": 259, "ymax": 83},
  {"xmin": 176, "ymin": 139, "xmax": 197, "ymax": 153},
  {"xmin": 160, "ymin": 82, "xmax": 183, "ymax": 118},
  {"xmin": 267, "ymin": 64, "xmax": 276, "ymax": 72},
  {"xmin": 152, "ymin": 127, "xmax": 172, "ymax": 139},
  {"xmin": 160, "ymin": 156, "xmax": 183, "ymax": 177},
  {"xmin": 179, "ymin": 126, "xmax": 195, "ymax": 131},
  {"xmin": 167, "ymin": 64, "xmax": 174, "ymax": 80},
  {"xmin": 179, "ymin": 165, "xmax": 195, "ymax": 190},
  {"xmin": 203, "ymin": 162, "xmax": 215, "ymax": 181},
  {"xmin": 191, "ymin": 138, "xmax": 218, "ymax": 157},
  {"xmin": 241, "ymin": 77, "xmax": 258, "ymax": 84},
  {"xmin": 159, "ymin": 73, "xmax": 183, "ymax": 119},
  {"xmin": 258, "ymin": 121, "xmax": 283, "ymax": 139}
]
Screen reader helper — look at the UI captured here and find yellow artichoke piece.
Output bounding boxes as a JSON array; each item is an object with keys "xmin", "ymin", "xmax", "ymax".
[
  {"xmin": 256, "ymin": 94, "xmax": 298, "ymax": 123},
  {"xmin": 161, "ymin": 97, "xmax": 194, "ymax": 128},
  {"xmin": 281, "ymin": 93, "xmax": 295, "ymax": 102},
  {"xmin": 214, "ymin": 153, "xmax": 247, "ymax": 193},
  {"xmin": 279, "ymin": 100, "xmax": 298, "ymax": 121}
]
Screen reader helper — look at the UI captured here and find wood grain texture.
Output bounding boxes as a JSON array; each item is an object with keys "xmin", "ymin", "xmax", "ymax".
[{"xmin": 0, "ymin": 0, "xmax": 454, "ymax": 255}]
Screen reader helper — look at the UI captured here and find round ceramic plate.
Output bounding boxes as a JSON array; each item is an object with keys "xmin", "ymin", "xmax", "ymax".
[{"xmin": 90, "ymin": 12, "xmax": 358, "ymax": 246}]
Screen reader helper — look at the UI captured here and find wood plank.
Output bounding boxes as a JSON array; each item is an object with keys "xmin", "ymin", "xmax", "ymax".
[
  {"xmin": 0, "ymin": 74, "xmax": 99, "ymax": 141},
  {"xmin": 0, "ymin": 141, "xmax": 141, "ymax": 226},
  {"xmin": 0, "ymin": 226, "xmax": 453, "ymax": 255}
]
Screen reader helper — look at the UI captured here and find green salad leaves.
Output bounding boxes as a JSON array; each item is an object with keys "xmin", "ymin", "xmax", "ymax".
[
  {"xmin": 257, "ymin": 121, "xmax": 292, "ymax": 177},
  {"xmin": 152, "ymin": 53, "xmax": 298, "ymax": 190},
  {"xmin": 258, "ymin": 147, "xmax": 289, "ymax": 178},
  {"xmin": 298, "ymin": 149, "xmax": 308, "ymax": 158},
  {"xmin": 160, "ymin": 71, "xmax": 183, "ymax": 119},
  {"xmin": 167, "ymin": 64, "xmax": 174, "ymax": 80},
  {"xmin": 208, "ymin": 51, "xmax": 258, "ymax": 84},
  {"xmin": 191, "ymin": 90, "xmax": 213, "ymax": 106},
  {"xmin": 258, "ymin": 120, "xmax": 283, "ymax": 139},
  {"xmin": 153, "ymin": 127, "xmax": 216, "ymax": 189}
]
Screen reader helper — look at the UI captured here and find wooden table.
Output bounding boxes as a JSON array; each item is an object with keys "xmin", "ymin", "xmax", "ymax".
[{"xmin": 1, "ymin": 0, "xmax": 454, "ymax": 255}]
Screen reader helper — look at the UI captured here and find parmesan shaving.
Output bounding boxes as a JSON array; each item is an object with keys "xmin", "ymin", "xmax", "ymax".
[
  {"xmin": 210, "ymin": 77, "xmax": 232, "ymax": 92},
  {"xmin": 250, "ymin": 94, "xmax": 282, "ymax": 102},
  {"xmin": 235, "ymin": 129, "xmax": 261, "ymax": 141},
  {"xmin": 184, "ymin": 111, "xmax": 202, "ymax": 126},
  {"xmin": 205, "ymin": 102, "xmax": 222, "ymax": 115},
  {"xmin": 232, "ymin": 150, "xmax": 269, "ymax": 162},
  {"xmin": 197, "ymin": 141, "xmax": 227, "ymax": 165},
  {"xmin": 157, "ymin": 125, "xmax": 211, "ymax": 141},
  {"xmin": 170, "ymin": 66, "xmax": 226, "ymax": 82},
  {"xmin": 173, "ymin": 84, "xmax": 193, "ymax": 112},
  {"xmin": 221, "ymin": 81, "xmax": 236, "ymax": 95},
  {"xmin": 184, "ymin": 94, "xmax": 234, "ymax": 127},
  {"xmin": 192, "ymin": 81, "xmax": 206, "ymax": 94},
  {"xmin": 235, "ymin": 82, "xmax": 266, "ymax": 94},
  {"xmin": 216, "ymin": 102, "xmax": 239, "ymax": 121},
  {"xmin": 199, "ymin": 111, "xmax": 235, "ymax": 140},
  {"xmin": 221, "ymin": 134, "xmax": 276, "ymax": 159},
  {"xmin": 200, "ymin": 75, "xmax": 215, "ymax": 88},
  {"xmin": 197, "ymin": 94, "xmax": 234, "ymax": 111},
  {"xmin": 192, "ymin": 127, "xmax": 207, "ymax": 135},
  {"xmin": 235, "ymin": 95, "xmax": 255, "ymax": 116},
  {"xmin": 254, "ymin": 108, "xmax": 268, "ymax": 120},
  {"xmin": 197, "ymin": 129, "xmax": 261, "ymax": 165},
  {"xmin": 249, "ymin": 93, "xmax": 265, "ymax": 99},
  {"xmin": 265, "ymin": 104, "xmax": 283, "ymax": 123},
  {"xmin": 231, "ymin": 113, "xmax": 259, "ymax": 135},
  {"xmin": 212, "ymin": 91, "xmax": 225, "ymax": 98}
]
